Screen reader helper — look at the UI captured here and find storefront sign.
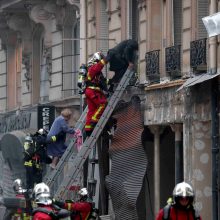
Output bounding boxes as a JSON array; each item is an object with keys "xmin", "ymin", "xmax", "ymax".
[{"xmin": 37, "ymin": 106, "xmax": 55, "ymax": 131}]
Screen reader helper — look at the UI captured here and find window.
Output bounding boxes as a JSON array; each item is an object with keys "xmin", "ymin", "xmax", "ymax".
[{"xmin": 173, "ymin": 0, "xmax": 182, "ymax": 45}]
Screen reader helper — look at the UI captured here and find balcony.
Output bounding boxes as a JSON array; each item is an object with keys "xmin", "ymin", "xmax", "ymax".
[
  {"xmin": 145, "ymin": 50, "xmax": 160, "ymax": 83},
  {"xmin": 190, "ymin": 38, "xmax": 207, "ymax": 73},
  {"xmin": 165, "ymin": 45, "xmax": 181, "ymax": 79}
]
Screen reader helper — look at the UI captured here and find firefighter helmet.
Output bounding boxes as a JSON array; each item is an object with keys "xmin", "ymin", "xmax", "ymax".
[
  {"xmin": 78, "ymin": 187, "xmax": 88, "ymax": 196},
  {"xmin": 173, "ymin": 182, "xmax": 194, "ymax": 204},
  {"xmin": 33, "ymin": 182, "xmax": 52, "ymax": 205},
  {"xmin": 93, "ymin": 51, "xmax": 104, "ymax": 62},
  {"xmin": 87, "ymin": 51, "xmax": 104, "ymax": 67},
  {"xmin": 37, "ymin": 128, "xmax": 48, "ymax": 135},
  {"xmin": 13, "ymin": 179, "xmax": 24, "ymax": 194}
]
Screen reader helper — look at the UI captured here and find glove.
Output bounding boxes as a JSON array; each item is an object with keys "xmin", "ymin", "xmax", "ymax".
[
  {"xmin": 53, "ymin": 199, "xmax": 65, "ymax": 208},
  {"xmin": 51, "ymin": 135, "xmax": 57, "ymax": 142}
]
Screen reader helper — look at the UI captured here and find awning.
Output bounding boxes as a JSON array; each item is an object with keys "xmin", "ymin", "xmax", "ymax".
[{"xmin": 177, "ymin": 72, "xmax": 220, "ymax": 92}]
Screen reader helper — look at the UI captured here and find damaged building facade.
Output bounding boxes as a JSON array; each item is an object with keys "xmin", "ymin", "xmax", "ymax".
[{"xmin": 0, "ymin": 0, "xmax": 219, "ymax": 219}]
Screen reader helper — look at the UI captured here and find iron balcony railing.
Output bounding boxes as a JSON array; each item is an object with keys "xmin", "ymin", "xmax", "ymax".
[
  {"xmin": 165, "ymin": 45, "xmax": 181, "ymax": 79},
  {"xmin": 145, "ymin": 49, "xmax": 160, "ymax": 83},
  {"xmin": 190, "ymin": 38, "xmax": 207, "ymax": 73}
]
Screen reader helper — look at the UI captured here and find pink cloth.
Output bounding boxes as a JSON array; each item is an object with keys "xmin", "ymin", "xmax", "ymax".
[{"xmin": 74, "ymin": 129, "xmax": 83, "ymax": 152}]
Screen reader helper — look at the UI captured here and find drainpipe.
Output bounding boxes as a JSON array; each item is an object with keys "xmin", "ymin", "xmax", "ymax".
[
  {"xmin": 80, "ymin": 0, "xmax": 88, "ymax": 188},
  {"xmin": 170, "ymin": 124, "xmax": 183, "ymax": 184},
  {"xmin": 211, "ymin": 77, "xmax": 219, "ymax": 220},
  {"xmin": 80, "ymin": 0, "xmax": 87, "ymax": 115},
  {"xmin": 149, "ymin": 125, "xmax": 163, "ymax": 216},
  {"xmin": 210, "ymin": 1, "xmax": 218, "ymax": 220},
  {"xmin": 80, "ymin": 0, "xmax": 87, "ymax": 64}
]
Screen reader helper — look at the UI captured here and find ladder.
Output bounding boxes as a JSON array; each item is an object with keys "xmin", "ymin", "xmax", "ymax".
[{"xmin": 49, "ymin": 68, "xmax": 134, "ymax": 200}]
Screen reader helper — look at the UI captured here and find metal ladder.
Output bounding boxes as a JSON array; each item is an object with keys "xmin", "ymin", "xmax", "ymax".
[{"xmin": 47, "ymin": 68, "xmax": 134, "ymax": 200}]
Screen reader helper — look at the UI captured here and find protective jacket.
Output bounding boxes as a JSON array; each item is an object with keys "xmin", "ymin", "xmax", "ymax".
[
  {"xmin": 24, "ymin": 133, "xmax": 57, "ymax": 189},
  {"xmin": 63, "ymin": 201, "xmax": 93, "ymax": 220},
  {"xmin": 85, "ymin": 59, "xmax": 107, "ymax": 133},
  {"xmin": 12, "ymin": 194, "xmax": 32, "ymax": 220},
  {"xmin": 32, "ymin": 205, "xmax": 53, "ymax": 220},
  {"xmin": 156, "ymin": 204, "xmax": 202, "ymax": 220}
]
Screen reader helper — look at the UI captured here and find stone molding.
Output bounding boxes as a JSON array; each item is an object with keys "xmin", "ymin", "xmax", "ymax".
[{"xmin": 29, "ymin": 2, "xmax": 56, "ymax": 47}]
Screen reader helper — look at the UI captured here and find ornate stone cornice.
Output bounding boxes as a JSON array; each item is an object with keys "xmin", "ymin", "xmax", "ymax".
[
  {"xmin": 66, "ymin": 0, "xmax": 80, "ymax": 6},
  {"xmin": 29, "ymin": 2, "xmax": 56, "ymax": 47}
]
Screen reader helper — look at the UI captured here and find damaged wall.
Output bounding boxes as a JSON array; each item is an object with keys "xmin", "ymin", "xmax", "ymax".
[
  {"xmin": 144, "ymin": 86, "xmax": 184, "ymax": 125},
  {"xmin": 106, "ymin": 97, "xmax": 147, "ymax": 220}
]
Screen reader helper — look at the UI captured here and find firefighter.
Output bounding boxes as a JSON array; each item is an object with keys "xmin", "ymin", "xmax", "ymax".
[
  {"xmin": 156, "ymin": 182, "xmax": 202, "ymax": 220},
  {"xmin": 32, "ymin": 182, "xmax": 70, "ymax": 220},
  {"xmin": 54, "ymin": 188, "xmax": 97, "ymax": 220},
  {"xmin": 3, "ymin": 179, "xmax": 32, "ymax": 220},
  {"xmin": 13, "ymin": 179, "xmax": 32, "ymax": 220},
  {"xmin": 23, "ymin": 129, "xmax": 57, "ymax": 190},
  {"xmin": 107, "ymin": 39, "xmax": 138, "ymax": 92},
  {"xmin": 84, "ymin": 51, "xmax": 108, "ymax": 137}
]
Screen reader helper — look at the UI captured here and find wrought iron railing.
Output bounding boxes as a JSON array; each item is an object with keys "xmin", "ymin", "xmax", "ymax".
[
  {"xmin": 145, "ymin": 50, "xmax": 160, "ymax": 83},
  {"xmin": 165, "ymin": 45, "xmax": 181, "ymax": 79},
  {"xmin": 190, "ymin": 38, "xmax": 207, "ymax": 72}
]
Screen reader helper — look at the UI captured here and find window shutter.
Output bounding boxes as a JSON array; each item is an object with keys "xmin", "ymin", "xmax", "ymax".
[
  {"xmin": 173, "ymin": 0, "xmax": 182, "ymax": 45},
  {"xmin": 99, "ymin": 0, "xmax": 108, "ymax": 55},
  {"xmin": 128, "ymin": 0, "xmax": 139, "ymax": 41},
  {"xmin": 198, "ymin": 0, "xmax": 209, "ymax": 39}
]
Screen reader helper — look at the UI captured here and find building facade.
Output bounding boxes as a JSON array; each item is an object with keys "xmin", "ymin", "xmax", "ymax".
[{"xmin": 0, "ymin": 0, "xmax": 219, "ymax": 219}]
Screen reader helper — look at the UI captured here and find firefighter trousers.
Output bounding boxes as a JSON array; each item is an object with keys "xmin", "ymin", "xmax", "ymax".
[{"xmin": 84, "ymin": 88, "xmax": 107, "ymax": 132}]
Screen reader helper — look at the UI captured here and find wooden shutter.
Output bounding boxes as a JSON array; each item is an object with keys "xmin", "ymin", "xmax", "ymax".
[
  {"xmin": 198, "ymin": 0, "xmax": 209, "ymax": 39},
  {"xmin": 173, "ymin": 0, "xmax": 182, "ymax": 45}
]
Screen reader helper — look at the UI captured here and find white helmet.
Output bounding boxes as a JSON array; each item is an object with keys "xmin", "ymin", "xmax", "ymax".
[
  {"xmin": 37, "ymin": 128, "xmax": 48, "ymax": 135},
  {"xmin": 33, "ymin": 183, "xmax": 52, "ymax": 205},
  {"xmin": 13, "ymin": 179, "xmax": 24, "ymax": 194},
  {"xmin": 87, "ymin": 52, "xmax": 104, "ymax": 67},
  {"xmin": 78, "ymin": 187, "xmax": 88, "ymax": 196},
  {"xmin": 173, "ymin": 182, "xmax": 194, "ymax": 203},
  {"xmin": 93, "ymin": 51, "xmax": 104, "ymax": 62}
]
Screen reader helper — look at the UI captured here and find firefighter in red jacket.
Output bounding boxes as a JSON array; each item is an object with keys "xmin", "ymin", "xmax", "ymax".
[
  {"xmin": 156, "ymin": 182, "xmax": 202, "ymax": 220},
  {"xmin": 32, "ymin": 182, "xmax": 70, "ymax": 220},
  {"xmin": 32, "ymin": 182, "xmax": 54, "ymax": 220},
  {"xmin": 3, "ymin": 179, "xmax": 32, "ymax": 220},
  {"xmin": 84, "ymin": 52, "xmax": 108, "ymax": 137},
  {"xmin": 57, "ymin": 188, "xmax": 95, "ymax": 220}
]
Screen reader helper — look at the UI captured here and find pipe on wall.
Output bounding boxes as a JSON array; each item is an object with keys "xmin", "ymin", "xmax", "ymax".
[
  {"xmin": 80, "ymin": 0, "xmax": 87, "ymax": 63},
  {"xmin": 210, "ymin": 1, "xmax": 219, "ymax": 220}
]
